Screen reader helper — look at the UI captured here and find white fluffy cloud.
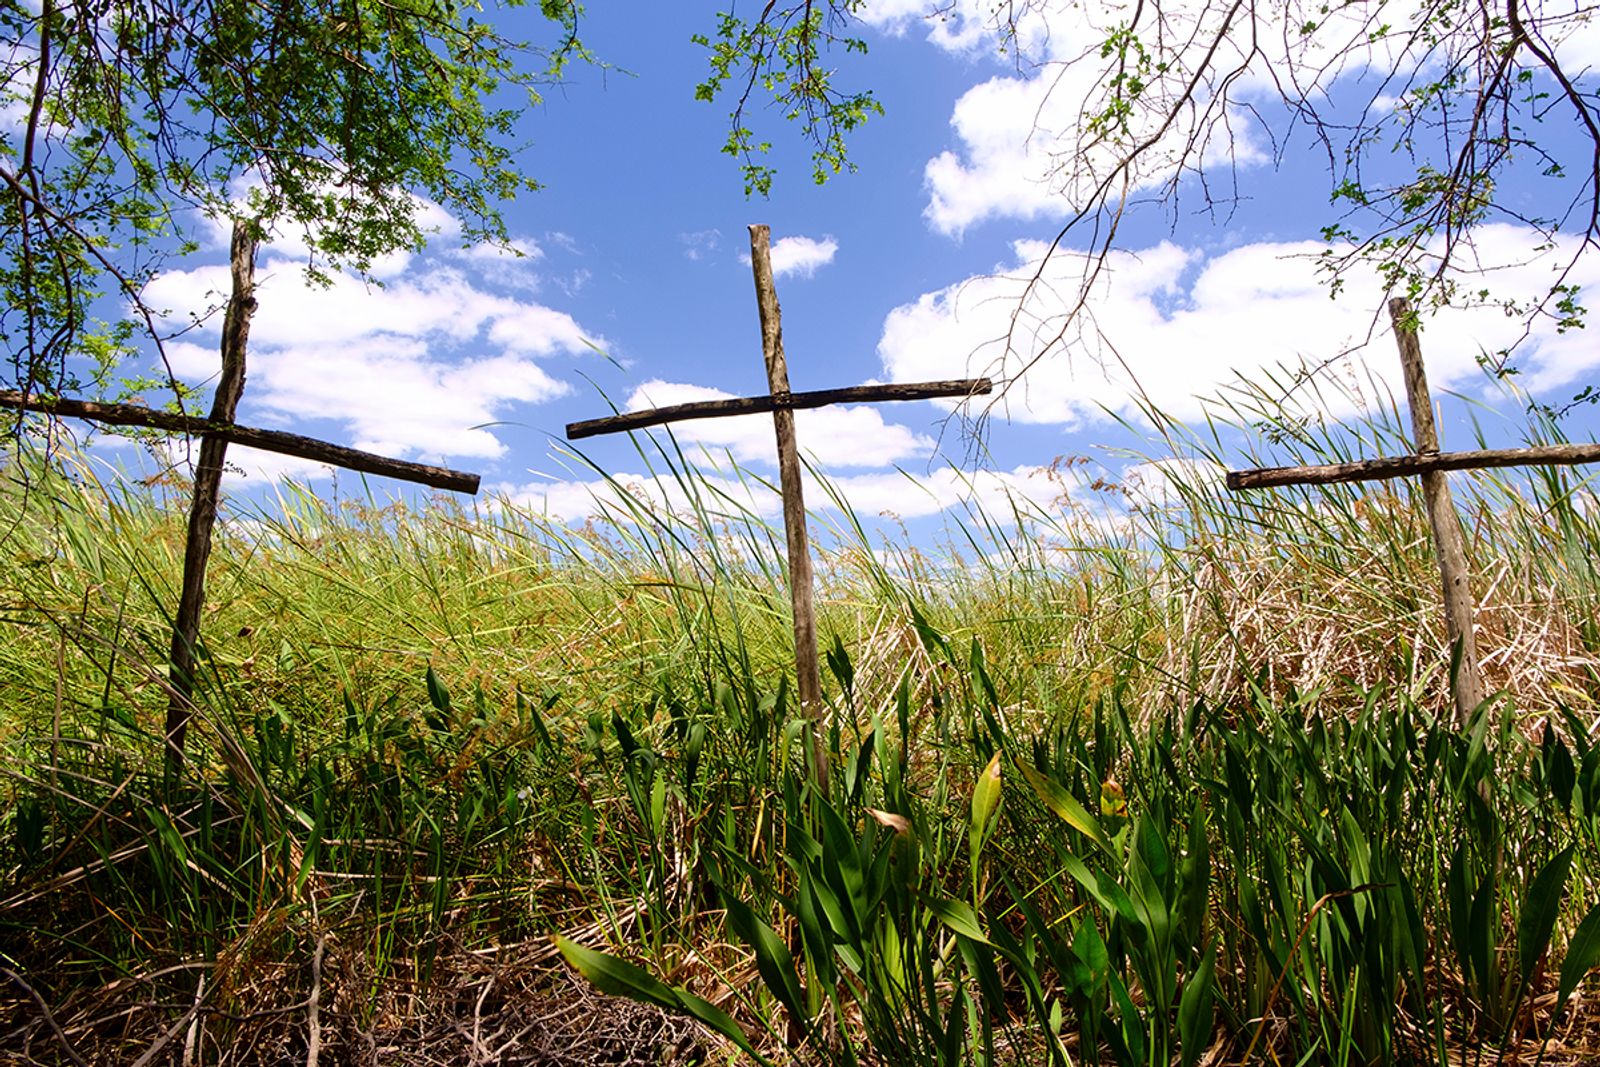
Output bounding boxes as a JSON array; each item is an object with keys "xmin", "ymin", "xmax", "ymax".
[
  {"xmin": 495, "ymin": 460, "xmax": 1077, "ymax": 526},
  {"xmin": 622, "ymin": 379, "xmax": 934, "ymax": 469},
  {"xmin": 145, "ymin": 247, "xmax": 597, "ymax": 462},
  {"xmin": 920, "ymin": 53, "xmax": 1264, "ymax": 232},
  {"xmin": 741, "ymin": 235, "xmax": 839, "ymax": 278},
  {"xmin": 877, "ymin": 224, "xmax": 1600, "ymax": 426},
  {"xmin": 870, "ymin": 0, "xmax": 1285, "ymax": 233}
]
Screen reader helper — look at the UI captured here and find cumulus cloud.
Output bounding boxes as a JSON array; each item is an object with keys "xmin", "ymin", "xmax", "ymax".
[
  {"xmin": 741, "ymin": 235, "xmax": 839, "ymax": 278},
  {"xmin": 860, "ymin": 0, "xmax": 1045, "ymax": 54},
  {"xmin": 144, "ymin": 244, "xmax": 599, "ymax": 463},
  {"xmin": 494, "ymin": 460, "xmax": 1079, "ymax": 526},
  {"xmin": 202, "ymin": 445, "xmax": 340, "ymax": 487},
  {"xmin": 876, "ymin": 223, "xmax": 1600, "ymax": 426},
  {"xmin": 1122, "ymin": 457, "xmax": 1228, "ymax": 509}
]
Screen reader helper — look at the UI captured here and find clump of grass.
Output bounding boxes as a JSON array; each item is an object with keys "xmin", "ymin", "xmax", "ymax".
[{"xmin": 0, "ymin": 372, "xmax": 1597, "ymax": 1063}]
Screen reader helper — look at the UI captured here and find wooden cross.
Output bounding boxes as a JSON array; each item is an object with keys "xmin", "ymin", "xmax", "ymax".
[
  {"xmin": 567, "ymin": 224, "xmax": 992, "ymax": 788},
  {"xmin": 2, "ymin": 222, "xmax": 481, "ymax": 776},
  {"xmin": 1228, "ymin": 296, "xmax": 1600, "ymax": 725}
]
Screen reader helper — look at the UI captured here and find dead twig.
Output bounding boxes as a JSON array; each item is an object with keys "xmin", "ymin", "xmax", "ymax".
[
  {"xmin": 1, "ymin": 967, "xmax": 88, "ymax": 1067},
  {"xmin": 129, "ymin": 977, "xmax": 212, "ymax": 1067},
  {"xmin": 306, "ymin": 933, "xmax": 327, "ymax": 1067}
]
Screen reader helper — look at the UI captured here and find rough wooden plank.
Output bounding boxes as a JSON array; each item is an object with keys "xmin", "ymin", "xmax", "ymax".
[
  {"xmin": 565, "ymin": 378, "xmax": 993, "ymax": 440},
  {"xmin": 749, "ymin": 223, "xmax": 829, "ymax": 790},
  {"xmin": 1390, "ymin": 296, "xmax": 1485, "ymax": 725},
  {"xmin": 0, "ymin": 394, "xmax": 481, "ymax": 493},
  {"xmin": 1225, "ymin": 441, "xmax": 1600, "ymax": 490}
]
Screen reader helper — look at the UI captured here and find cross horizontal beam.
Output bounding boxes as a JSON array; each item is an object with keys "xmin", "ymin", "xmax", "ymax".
[
  {"xmin": 565, "ymin": 377, "xmax": 993, "ymax": 441},
  {"xmin": 0, "ymin": 391, "xmax": 480, "ymax": 493},
  {"xmin": 1227, "ymin": 441, "xmax": 1600, "ymax": 491}
]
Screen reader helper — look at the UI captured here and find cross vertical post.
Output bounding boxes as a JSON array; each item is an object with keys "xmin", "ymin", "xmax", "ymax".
[
  {"xmin": 748, "ymin": 224, "xmax": 828, "ymax": 789},
  {"xmin": 165, "ymin": 219, "xmax": 258, "ymax": 771},
  {"xmin": 1388, "ymin": 296, "xmax": 1485, "ymax": 725}
]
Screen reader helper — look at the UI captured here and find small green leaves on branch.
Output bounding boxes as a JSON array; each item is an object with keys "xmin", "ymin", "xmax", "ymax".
[
  {"xmin": 693, "ymin": 2, "xmax": 882, "ymax": 196},
  {"xmin": 0, "ymin": 0, "xmax": 590, "ymax": 402}
]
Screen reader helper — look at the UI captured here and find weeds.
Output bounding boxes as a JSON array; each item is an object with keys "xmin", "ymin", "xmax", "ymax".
[{"xmin": 1, "ymin": 378, "xmax": 1599, "ymax": 1063}]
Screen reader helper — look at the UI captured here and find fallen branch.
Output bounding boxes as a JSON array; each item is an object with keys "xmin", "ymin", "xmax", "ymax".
[{"xmin": 0, "ymin": 391, "xmax": 480, "ymax": 494}]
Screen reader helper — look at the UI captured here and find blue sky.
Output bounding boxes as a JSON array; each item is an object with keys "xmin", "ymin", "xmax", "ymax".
[{"xmin": 129, "ymin": 0, "xmax": 1600, "ymax": 536}]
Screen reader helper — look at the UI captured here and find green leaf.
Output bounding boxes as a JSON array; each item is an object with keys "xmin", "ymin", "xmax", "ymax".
[
  {"xmin": 553, "ymin": 934, "xmax": 677, "ymax": 1010},
  {"xmin": 924, "ymin": 893, "xmax": 993, "ymax": 945},
  {"xmin": 970, "ymin": 751, "xmax": 1003, "ymax": 892},
  {"xmin": 1178, "ymin": 945, "xmax": 1217, "ymax": 1067},
  {"xmin": 1018, "ymin": 761, "xmax": 1107, "ymax": 850},
  {"xmin": 553, "ymin": 935, "xmax": 764, "ymax": 1060},
  {"xmin": 1520, "ymin": 846, "xmax": 1574, "ymax": 985},
  {"xmin": 1107, "ymin": 971, "xmax": 1147, "ymax": 1063},
  {"xmin": 1073, "ymin": 920, "xmax": 1110, "ymax": 995},
  {"xmin": 722, "ymin": 895, "xmax": 809, "ymax": 1034},
  {"xmin": 1543, "ymin": 727, "xmax": 1577, "ymax": 812},
  {"xmin": 971, "ymin": 750, "xmax": 1003, "ymax": 844},
  {"xmin": 424, "ymin": 666, "xmax": 451, "ymax": 731},
  {"xmin": 425, "ymin": 667, "xmax": 450, "ymax": 708},
  {"xmin": 1062, "ymin": 853, "xmax": 1140, "ymax": 929},
  {"xmin": 1557, "ymin": 899, "xmax": 1600, "ymax": 1017}
]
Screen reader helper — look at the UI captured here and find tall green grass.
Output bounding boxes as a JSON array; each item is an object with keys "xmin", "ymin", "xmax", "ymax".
[{"xmin": 0, "ymin": 375, "xmax": 1597, "ymax": 1063}]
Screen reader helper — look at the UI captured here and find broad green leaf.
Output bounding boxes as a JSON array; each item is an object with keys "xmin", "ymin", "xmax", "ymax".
[
  {"xmin": 1108, "ymin": 972, "xmax": 1147, "ymax": 1064},
  {"xmin": 1178, "ymin": 808, "xmax": 1211, "ymax": 952},
  {"xmin": 1520, "ymin": 846, "xmax": 1574, "ymax": 985},
  {"xmin": 1543, "ymin": 726, "xmax": 1577, "ymax": 811},
  {"xmin": 1062, "ymin": 853, "xmax": 1140, "ymax": 929},
  {"xmin": 554, "ymin": 935, "xmax": 763, "ymax": 1060},
  {"xmin": 423, "ymin": 667, "xmax": 451, "ymax": 731},
  {"xmin": 1469, "ymin": 873, "xmax": 1495, "ymax": 994},
  {"xmin": 1018, "ymin": 761, "xmax": 1106, "ymax": 849},
  {"xmin": 1073, "ymin": 920, "xmax": 1110, "ymax": 995},
  {"xmin": 723, "ymin": 895, "xmax": 809, "ymax": 1033},
  {"xmin": 924, "ymin": 893, "xmax": 993, "ymax": 944},
  {"xmin": 815, "ymin": 799, "xmax": 866, "ymax": 931},
  {"xmin": 1557, "ymin": 899, "xmax": 1600, "ymax": 1016},
  {"xmin": 649, "ymin": 771, "xmax": 667, "ymax": 837},
  {"xmin": 553, "ymin": 934, "xmax": 677, "ymax": 1010},
  {"xmin": 1447, "ymin": 842, "xmax": 1474, "ymax": 981},
  {"xmin": 971, "ymin": 750, "xmax": 1003, "ymax": 850},
  {"xmin": 1178, "ymin": 945, "xmax": 1217, "ymax": 1067}
]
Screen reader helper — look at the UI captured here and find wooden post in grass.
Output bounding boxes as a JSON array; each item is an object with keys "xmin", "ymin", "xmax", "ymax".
[
  {"xmin": 1229, "ymin": 297, "xmax": 1509, "ymax": 725},
  {"xmin": 1387, "ymin": 296, "xmax": 1484, "ymax": 723},
  {"xmin": 566, "ymin": 224, "xmax": 993, "ymax": 789},
  {"xmin": 165, "ymin": 220, "xmax": 258, "ymax": 768},
  {"xmin": 750, "ymin": 224, "xmax": 827, "ymax": 786}
]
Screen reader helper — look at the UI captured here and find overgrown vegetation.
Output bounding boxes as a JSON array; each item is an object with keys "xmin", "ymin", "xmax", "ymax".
[{"xmin": 1, "ymin": 381, "xmax": 1599, "ymax": 1063}]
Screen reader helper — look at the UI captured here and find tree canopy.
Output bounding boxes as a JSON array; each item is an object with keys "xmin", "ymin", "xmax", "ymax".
[{"xmin": 0, "ymin": 0, "xmax": 585, "ymax": 405}]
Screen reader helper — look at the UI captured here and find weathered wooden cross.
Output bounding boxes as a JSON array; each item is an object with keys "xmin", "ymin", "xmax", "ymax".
[
  {"xmin": 1229, "ymin": 296, "xmax": 1600, "ymax": 725},
  {"xmin": 1, "ymin": 222, "xmax": 482, "ymax": 775},
  {"xmin": 566, "ymin": 224, "xmax": 993, "ymax": 788}
]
